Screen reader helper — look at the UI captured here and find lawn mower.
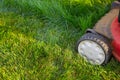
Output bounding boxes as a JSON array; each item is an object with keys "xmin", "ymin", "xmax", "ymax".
[{"xmin": 76, "ymin": 1, "xmax": 120, "ymax": 65}]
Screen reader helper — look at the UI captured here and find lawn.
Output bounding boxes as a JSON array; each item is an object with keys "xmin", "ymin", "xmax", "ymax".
[{"xmin": 0, "ymin": 0, "xmax": 120, "ymax": 80}]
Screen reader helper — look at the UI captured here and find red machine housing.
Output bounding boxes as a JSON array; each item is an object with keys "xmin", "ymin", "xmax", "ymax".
[{"xmin": 111, "ymin": 17, "xmax": 120, "ymax": 62}]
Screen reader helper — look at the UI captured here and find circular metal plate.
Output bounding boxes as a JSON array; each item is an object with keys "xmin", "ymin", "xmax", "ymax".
[{"xmin": 78, "ymin": 40, "xmax": 105, "ymax": 65}]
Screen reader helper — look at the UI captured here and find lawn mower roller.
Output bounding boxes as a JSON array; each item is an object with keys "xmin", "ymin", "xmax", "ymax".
[{"xmin": 76, "ymin": 1, "xmax": 120, "ymax": 65}]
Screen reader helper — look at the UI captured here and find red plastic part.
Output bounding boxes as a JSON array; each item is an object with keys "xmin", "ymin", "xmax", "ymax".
[{"xmin": 111, "ymin": 17, "xmax": 120, "ymax": 62}]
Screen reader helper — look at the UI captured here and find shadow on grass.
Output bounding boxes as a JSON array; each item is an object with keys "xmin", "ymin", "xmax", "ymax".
[{"xmin": 104, "ymin": 58, "xmax": 120, "ymax": 73}]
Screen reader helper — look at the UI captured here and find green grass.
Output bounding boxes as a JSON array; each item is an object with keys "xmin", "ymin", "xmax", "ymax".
[{"xmin": 0, "ymin": 0, "xmax": 120, "ymax": 80}]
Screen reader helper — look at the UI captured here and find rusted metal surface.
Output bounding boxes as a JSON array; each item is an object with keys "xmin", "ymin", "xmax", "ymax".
[{"xmin": 94, "ymin": 8, "xmax": 119, "ymax": 39}]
